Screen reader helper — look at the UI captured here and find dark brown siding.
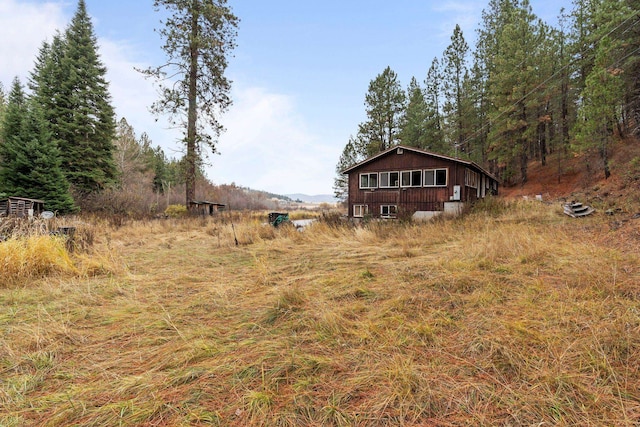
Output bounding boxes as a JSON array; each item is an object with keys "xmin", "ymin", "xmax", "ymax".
[{"xmin": 346, "ymin": 148, "xmax": 498, "ymax": 218}]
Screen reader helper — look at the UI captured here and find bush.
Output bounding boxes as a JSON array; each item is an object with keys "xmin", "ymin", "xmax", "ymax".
[{"xmin": 165, "ymin": 204, "xmax": 188, "ymax": 218}]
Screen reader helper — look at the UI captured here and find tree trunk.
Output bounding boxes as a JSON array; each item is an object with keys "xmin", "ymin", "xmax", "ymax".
[
  {"xmin": 186, "ymin": 3, "xmax": 199, "ymax": 209},
  {"xmin": 601, "ymin": 122, "xmax": 610, "ymax": 179}
]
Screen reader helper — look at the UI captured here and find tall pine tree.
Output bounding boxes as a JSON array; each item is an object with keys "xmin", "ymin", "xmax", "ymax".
[
  {"xmin": 574, "ymin": 0, "xmax": 631, "ymax": 178},
  {"xmin": 30, "ymin": 0, "xmax": 117, "ymax": 195},
  {"xmin": 0, "ymin": 83, "xmax": 6, "ymax": 139},
  {"xmin": 333, "ymin": 135, "xmax": 365, "ymax": 201},
  {"xmin": 0, "ymin": 79, "xmax": 75, "ymax": 212},
  {"xmin": 0, "ymin": 78, "xmax": 27, "ymax": 196},
  {"xmin": 358, "ymin": 66, "xmax": 406, "ymax": 155},
  {"xmin": 399, "ymin": 77, "xmax": 431, "ymax": 149},
  {"xmin": 482, "ymin": 0, "xmax": 542, "ymax": 184},
  {"xmin": 424, "ymin": 58, "xmax": 447, "ymax": 154},
  {"xmin": 442, "ymin": 24, "xmax": 470, "ymax": 157},
  {"xmin": 140, "ymin": 0, "xmax": 238, "ymax": 208}
]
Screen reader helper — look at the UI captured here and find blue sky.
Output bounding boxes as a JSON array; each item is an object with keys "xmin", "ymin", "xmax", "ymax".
[{"xmin": 0, "ymin": 0, "xmax": 571, "ymax": 195}]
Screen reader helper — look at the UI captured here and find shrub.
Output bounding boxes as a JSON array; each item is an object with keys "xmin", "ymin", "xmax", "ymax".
[{"xmin": 165, "ymin": 204, "xmax": 188, "ymax": 218}]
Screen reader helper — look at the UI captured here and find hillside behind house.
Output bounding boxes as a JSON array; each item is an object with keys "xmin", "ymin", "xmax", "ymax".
[{"xmin": 499, "ymin": 137, "xmax": 640, "ymax": 211}]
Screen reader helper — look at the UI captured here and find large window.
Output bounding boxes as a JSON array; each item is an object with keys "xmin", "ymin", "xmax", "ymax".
[
  {"xmin": 401, "ymin": 170, "xmax": 423, "ymax": 187},
  {"xmin": 424, "ymin": 168, "xmax": 447, "ymax": 187},
  {"xmin": 353, "ymin": 205, "xmax": 368, "ymax": 218},
  {"xmin": 379, "ymin": 171, "xmax": 399, "ymax": 188},
  {"xmin": 380, "ymin": 205, "xmax": 398, "ymax": 218},
  {"xmin": 359, "ymin": 173, "xmax": 378, "ymax": 189}
]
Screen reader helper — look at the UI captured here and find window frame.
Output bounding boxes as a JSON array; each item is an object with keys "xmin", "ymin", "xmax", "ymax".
[
  {"xmin": 379, "ymin": 171, "xmax": 399, "ymax": 188},
  {"xmin": 423, "ymin": 168, "xmax": 448, "ymax": 187},
  {"xmin": 353, "ymin": 204, "xmax": 368, "ymax": 218},
  {"xmin": 380, "ymin": 205, "xmax": 398, "ymax": 218},
  {"xmin": 465, "ymin": 168, "xmax": 478, "ymax": 188},
  {"xmin": 400, "ymin": 170, "xmax": 423, "ymax": 187},
  {"xmin": 359, "ymin": 172, "xmax": 378, "ymax": 189}
]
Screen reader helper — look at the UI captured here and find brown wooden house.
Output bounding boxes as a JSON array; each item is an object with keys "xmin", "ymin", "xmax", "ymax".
[
  {"xmin": 0, "ymin": 197, "xmax": 45, "ymax": 218},
  {"xmin": 342, "ymin": 146, "xmax": 499, "ymax": 220}
]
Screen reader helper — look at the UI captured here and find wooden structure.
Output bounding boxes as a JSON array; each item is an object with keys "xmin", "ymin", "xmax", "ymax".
[
  {"xmin": 188, "ymin": 200, "xmax": 225, "ymax": 216},
  {"xmin": 564, "ymin": 201, "xmax": 595, "ymax": 218},
  {"xmin": 342, "ymin": 146, "xmax": 499, "ymax": 220},
  {"xmin": 0, "ymin": 197, "xmax": 45, "ymax": 218}
]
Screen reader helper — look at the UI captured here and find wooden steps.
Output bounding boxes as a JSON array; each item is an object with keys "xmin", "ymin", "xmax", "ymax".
[{"xmin": 564, "ymin": 202, "xmax": 595, "ymax": 218}]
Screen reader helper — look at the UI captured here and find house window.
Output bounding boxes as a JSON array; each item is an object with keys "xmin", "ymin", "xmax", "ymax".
[
  {"xmin": 379, "ymin": 171, "xmax": 399, "ymax": 188},
  {"xmin": 401, "ymin": 170, "xmax": 422, "ymax": 187},
  {"xmin": 360, "ymin": 173, "xmax": 378, "ymax": 189},
  {"xmin": 424, "ymin": 168, "xmax": 447, "ymax": 187},
  {"xmin": 465, "ymin": 169, "xmax": 478, "ymax": 188},
  {"xmin": 353, "ymin": 205, "xmax": 368, "ymax": 218},
  {"xmin": 380, "ymin": 205, "xmax": 398, "ymax": 218}
]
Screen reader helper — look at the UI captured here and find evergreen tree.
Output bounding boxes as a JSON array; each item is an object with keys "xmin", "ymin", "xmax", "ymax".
[
  {"xmin": 358, "ymin": 66, "xmax": 406, "ymax": 155},
  {"xmin": 569, "ymin": 0, "xmax": 601, "ymax": 104},
  {"xmin": 0, "ymin": 79, "xmax": 75, "ymax": 212},
  {"xmin": 483, "ymin": 0, "xmax": 542, "ymax": 184},
  {"xmin": 600, "ymin": 0, "xmax": 638, "ymax": 136},
  {"xmin": 442, "ymin": 24, "xmax": 470, "ymax": 156},
  {"xmin": 0, "ymin": 82, "xmax": 6, "ymax": 139},
  {"xmin": 140, "ymin": 0, "xmax": 238, "ymax": 208},
  {"xmin": 333, "ymin": 135, "xmax": 364, "ymax": 201},
  {"xmin": 30, "ymin": 1, "xmax": 117, "ymax": 195},
  {"xmin": 460, "ymin": 65, "xmax": 485, "ymax": 163},
  {"xmin": 29, "ymin": 34, "xmax": 67, "ymax": 157},
  {"xmin": 0, "ymin": 78, "xmax": 27, "ymax": 195},
  {"xmin": 621, "ymin": 0, "xmax": 640, "ymax": 135},
  {"xmin": 148, "ymin": 146, "xmax": 171, "ymax": 194},
  {"xmin": 555, "ymin": 9, "xmax": 574, "ymax": 156},
  {"xmin": 424, "ymin": 57, "xmax": 446, "ymax": 153},
  {"xmin": 16, "ymin": 103, "xmax": 76, "ymax": 213},
  {"xmin": 574, "ymin": 0, "xmax": 631, "ymax": 178},
  {"xmin": 399, "ymin": 77, "xmax": 430, "ymax": 149}
]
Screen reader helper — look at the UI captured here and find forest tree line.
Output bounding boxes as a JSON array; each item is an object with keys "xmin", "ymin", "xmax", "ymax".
[{"xmin": 335, "ymin": 0, "xmax": 640, "ymax": 199}]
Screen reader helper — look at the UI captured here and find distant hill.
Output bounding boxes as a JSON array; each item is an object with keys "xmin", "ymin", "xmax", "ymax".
[{"xmin": 286, "ymin": 193, "xmax": 338, "ymax": 204}]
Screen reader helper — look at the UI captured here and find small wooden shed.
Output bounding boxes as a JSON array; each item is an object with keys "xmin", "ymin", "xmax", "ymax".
[
  {"xmin": 188, "ymin": 200, "xmax": 226, "ymax": 216},
  {"xmin": 0, "ymin": 197, "xmax": 45, "ymax": 218}
]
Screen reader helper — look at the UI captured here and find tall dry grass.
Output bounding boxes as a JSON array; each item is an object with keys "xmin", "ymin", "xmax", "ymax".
[
  {"xmin": 0, "ymin": 236, "xmax": 76, "ymax": 286},
  {"xmin": 0, "ymin": 216, "xmax": 123, "ymax": 287},
  {"xmin": 1, "ymin": 200, "xmax": 639, "ymax": 426}
]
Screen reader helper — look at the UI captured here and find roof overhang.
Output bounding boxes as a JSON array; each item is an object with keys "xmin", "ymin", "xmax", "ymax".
[{"xmin": 341, "ymin": 145, "xmax": 499, "ymax": 182}]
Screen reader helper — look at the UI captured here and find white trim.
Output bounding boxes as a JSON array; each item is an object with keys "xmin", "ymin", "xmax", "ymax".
[
  {"xmin": 401, "ymin": 170, "xmax": 422, "ymax": 187},
  {"xmin": 353, "ymin": 204, "xmax": 368, "ymax": 218},
  {"xmin": 424, "ymin": 168, "xmax": 447, "ymax": 187},
  {"xmin": 379, "ymin": 171, "xmax": 399, "ymax": 188},
  {"xmin": 465, "ymin": 168, "xmax": 478, "ymax": 188},
  {"xmin": 359, "ymin": 173, "xmax": 378, "ymax": 189},
  {"xmin": 380, "ymin": 204, "xmax": 398, "ymax": 218}
]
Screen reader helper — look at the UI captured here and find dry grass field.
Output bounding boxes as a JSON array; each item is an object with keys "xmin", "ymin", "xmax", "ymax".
[{"xmin": 1, "ymin": 200, "xmax": 639, "ymax": 426}]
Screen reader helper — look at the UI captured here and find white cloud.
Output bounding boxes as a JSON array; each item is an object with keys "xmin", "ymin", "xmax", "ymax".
[
  {"xmin": 0, "ymin": 0, "xmax": 339, "ymax": 196},
  {"xmin": 98, "ymin": 37, "xmax": 182, "ymax": 155},
  {"xmin": 432, "ymin": 0, "xmax": 483, "ymax": 44},
  {"xmin": 208, "ymin": 85, "xmax": 338, "ymax": 195},
  {"xmin": 0, "ymin": 0, "xmax": 67, "ymax": 86}
]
